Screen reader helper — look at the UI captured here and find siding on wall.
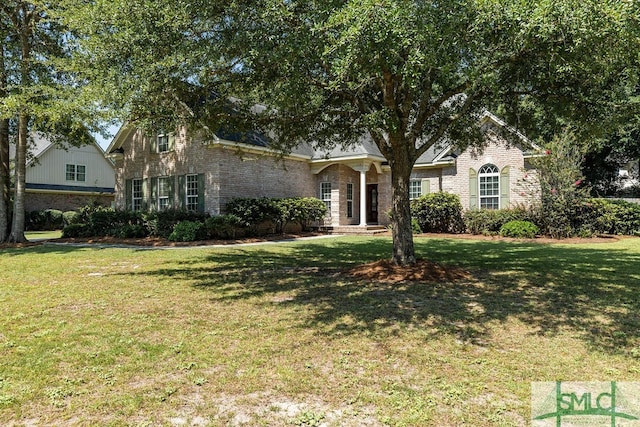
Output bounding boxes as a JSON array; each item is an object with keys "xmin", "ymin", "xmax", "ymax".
[{"xmin": 26, "ymin": 143, "xmax": 115, "ymax": 189}]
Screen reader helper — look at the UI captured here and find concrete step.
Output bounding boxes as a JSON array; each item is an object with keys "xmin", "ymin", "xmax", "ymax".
[{"xmin": 320, "ymin": 225, "xmax": 388, "ymax": 235}]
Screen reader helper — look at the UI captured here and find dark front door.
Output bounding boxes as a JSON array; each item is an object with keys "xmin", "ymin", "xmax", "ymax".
[{"xmin": 366, "ymin": 184, "xmax": 378, "ymax": 224}]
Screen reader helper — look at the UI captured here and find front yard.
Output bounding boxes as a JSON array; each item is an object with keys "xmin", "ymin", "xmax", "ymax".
[{"xmin": 1, "ymin": 236, "xmax": 639, "ymax": 426}]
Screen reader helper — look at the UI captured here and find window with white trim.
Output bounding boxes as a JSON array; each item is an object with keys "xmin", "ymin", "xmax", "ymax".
[
  {"xmin": 157, "ymin": 176, "xmax": 170, "ymax": 210},
  {"xmin": 65, "ymin": 164, "xmax": 86, "ymax": 182},
  {"xmin": 320, "ymin": 182, "xmax": 331, "ymax": 215},
  {"xmin": 132, "ymin": 178, "xmax": 143, "ymax": 211},
  {"xmin": 409, "ymin": 179, "xmax": 422, "ymax": 199},
  {"xmin": 479, "ymin": 164, "xmax": 500, "ymax": 210},
  {"xmin": 157, "ymin": 133, "xmax": 170, "ymax": 153},
  {"xmin": 346, "ymin": 183, "xmax": 353, "ymax": 218},
  {"xmin": 186, "ymin": 174, "xmax": 199, "ymax": 211}
]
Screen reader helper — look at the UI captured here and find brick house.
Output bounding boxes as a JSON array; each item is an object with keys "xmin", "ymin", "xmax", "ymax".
[
  {"xmin": 106, "ymin": 112, "xmax": 539, "ymax": 228},
  {"xmin": 13, "ymin": 134, "xmax": 116, "ymax": 212}
]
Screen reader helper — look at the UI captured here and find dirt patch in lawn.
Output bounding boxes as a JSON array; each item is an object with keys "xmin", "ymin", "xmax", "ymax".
[
  {"xmin": 0, "ymin": 241, "xmax": 41, "ymax": 249},
  {"xmin": 347, "ymin": 258, "xmax": 474, "ymax": 284}
]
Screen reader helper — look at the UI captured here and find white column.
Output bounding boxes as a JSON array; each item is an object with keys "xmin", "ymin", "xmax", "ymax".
[{"xmin": 359, "ymin": 170, "xmax": 367, "ymax": 227}]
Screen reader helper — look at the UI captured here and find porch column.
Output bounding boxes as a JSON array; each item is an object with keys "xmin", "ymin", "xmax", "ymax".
[{"xmin": 359, "ymin": 169, "xmax": 367, "ymax": 227}]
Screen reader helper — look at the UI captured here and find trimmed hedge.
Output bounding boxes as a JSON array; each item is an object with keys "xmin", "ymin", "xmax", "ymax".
[
  {"xmin": 143, "ymin": 209, "xmax": 209, "ymax": 238},
  {"xmin": 204, "ymin": 215, "xmax": 243, "ymax": 239},
  {"xmin": 410, "ymin": 192, "xmax": 464, "ymax": 233},
  {"xmin": 499, "ymin": 220, "xmax": 539, "ymax": 239},
  {"xmin": 464, "ymin": 208, "xmax": 534, "ymax": 235},
  {"xmin": 169, "ymin": 221, "xmax": 206, "ymax": 242},
  {"xmin": 26, "ymin": 209, "xmax": 64, "ymax": 231},
  {"xmin": 61, "ymin": 197, "xmax": 326, "ymax": 240},
  {"xmin": 465, "ymin": 199, "xmax": 640, "ymax": 237},
  {"xmin": 225, "ymin": 197, "xmax": 326, "ymax": 235}
]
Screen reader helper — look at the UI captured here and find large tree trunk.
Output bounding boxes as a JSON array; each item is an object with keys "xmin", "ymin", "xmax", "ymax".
[
  {"xmin": 8, "ymin": 7, "xmax": 32, "ymax": 243},
  {"xmin": 389, "ymin": 141, "xmax": 416, "ymax": 266},
  {"xmin": 0, "ymin": 117, "xmax": 8, "ymax": 243},
  {"xmin": 0, "ymin": 45, "xmax": 9, "ymax": 242},
  {"xmin": 9, "ymin": 112, "xmax": 27, "ymax": 243}
]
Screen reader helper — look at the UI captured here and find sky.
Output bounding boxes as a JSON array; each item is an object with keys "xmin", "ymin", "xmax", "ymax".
[{"xmin": 94, "ymin": 123, "xmax": 121, "ymax": 151}]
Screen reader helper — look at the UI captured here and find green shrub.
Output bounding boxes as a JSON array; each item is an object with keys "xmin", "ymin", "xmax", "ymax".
[
  {"xmin": 62, "ymin": 206, "xmax": 146, "ymax": 238},
  {"xmin": 168, "ymin": 221, "xmax": 206, "ymax": 242},
  {"xmin": 274, "ymin": 197, "xmax": 326, "ymax": 233},
  {"xmin": 61, "ymin": 223, "xmax": 92, "ymax": 238},
  {"xmin": 25, "ymin": 210, "xmax": 47, "ymax": 231},
  {"xmin": 143, "ymin": 209, "xmax": 209, "ymax": 238},
  {"xmin": 114, "ymin": 224, "xmax": 148, "ymax": 238},
  {"xmin": 226, "ymin": 198, "xmax": 281, "ymax": 234},
  {"xmin": 410, "ymin": 192, "xmax": 464, "ymax": 233},
  {"xmin": 86, "ymin": 208, "xmax": 143, "ymax": 236},
  {"xmin": 25, "ymin": 209, "xmax": 65, "ymax": 230},
  {"xmin": 499, "ymin": 220, "xmax": 539, "ymax": 238},
  {"xmin": 63, "ymin": 211, "xmax": 80, "ymax": 226},
  {"xmin": 411, "ymin": 218, "xmax": 422, "ymax": 234},
  {"xmin": 464, "ymin": 208, "xmax": 532, "ymax": 235},
  {"xmin": 45, "ymin": 209, "xmax": 64, "ymax": 228},
  {"xmin": 578, "ymin": 198, "xmax": 640, "ymax": 236},
  {"xmin": 204, "ymin": 215, "xmax": 244, "ymax": 239}
]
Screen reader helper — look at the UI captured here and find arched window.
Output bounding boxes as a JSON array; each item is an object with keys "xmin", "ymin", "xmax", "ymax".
[{"xmin": 479, "ymin": 164, "xmax": 500, "ymax": 209}]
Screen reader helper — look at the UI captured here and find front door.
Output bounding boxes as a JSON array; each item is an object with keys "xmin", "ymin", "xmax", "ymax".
[{"xmin": 366, "ymin": 184, "xmax": 378, "ymax": 224}]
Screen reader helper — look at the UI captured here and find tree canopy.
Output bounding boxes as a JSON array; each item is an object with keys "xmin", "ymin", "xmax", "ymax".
[{"xmin": 67, "ymin": 0, "xmax": 640, "ymax": 263}]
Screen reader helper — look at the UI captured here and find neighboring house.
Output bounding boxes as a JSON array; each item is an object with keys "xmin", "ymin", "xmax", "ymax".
[
  {"xmin": 12, "ymin": 134, "xmax": 116, "ymax": 212},
  {"xmin": 106, "ymin": 112, "xmax": 539, "ymax": 228}
]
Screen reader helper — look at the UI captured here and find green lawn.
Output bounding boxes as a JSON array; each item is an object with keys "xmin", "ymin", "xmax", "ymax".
[
  {"xmin": 24, "ymin": 230, "xmax": 62, "ymax": 240},
  {"xmin": 1, "ymin": 236, "xmax": 639, "ymax": 426}
]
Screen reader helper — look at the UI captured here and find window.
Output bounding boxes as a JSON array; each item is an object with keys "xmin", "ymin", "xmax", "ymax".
[
  {"xmin": 157, "ymin": 176, "xmax": 171, "ymax": 210},
  {"xmin": 346, "ymin": 183, "xmax": 353, "ymax": 218},
  {"xmin": 132, "ymin": 179, "xmax": 143, "ymax": 211},
  {"xmin": 409, "ymin": 180, "xmax": 422, "ymax": 199},
  {"xmin": 158, "ymin": 134, "xmax": 170, "ymax": 152},
  {"xmin": 479, "ymin": 164, "xmax": 500, "ymax": 209},
  {"xmin": 186, "ymin": 174, "xmax": 199, "ymax": 211},
  {"xmin": 320, "ymin": 182, "xmax": 331, "ymax": 215},
  {"xmin": 65, "ymin": 164, "xmax": 86, "ymax": 182},
  {"xmin": 153, "ymin": 132, "xmax": 174, "ymax": 153}
]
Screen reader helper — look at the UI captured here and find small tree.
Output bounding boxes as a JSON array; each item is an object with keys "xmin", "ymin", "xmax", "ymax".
[{"xmin": 524, "ymin": 130, "xmax": 591, "ymax": 237}]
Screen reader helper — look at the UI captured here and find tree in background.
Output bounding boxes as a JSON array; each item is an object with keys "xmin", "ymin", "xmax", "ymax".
[
  {"xmin": 0, "ymin": 1, "xmax": 99, "ymax": 242},
  {"xmin": 68, "ymin": 0, "xmax": 639, "ymax": 264},
  {"xmin": 0, "ymin": 40, "xmax": 10, "ymax": 242},
  {"xmin": 582, "ymin": 119, "xmax": 640, "ymax": 197}
]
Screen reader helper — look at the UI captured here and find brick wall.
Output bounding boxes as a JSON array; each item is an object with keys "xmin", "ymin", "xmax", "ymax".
[
  {"xmin": 114, "ymin": 129, "xmax": 316, "ymax": 214},
  {"xmin": 112, "ymin": 126, "xmax": 538, "ymax": 224},
  {"xmin": 25, "ymin": 191, "xmax": 114, "ymax": 212},
  {"xmin": 444, "ymin": 137, "xmax": 534, "ymax": 210}
]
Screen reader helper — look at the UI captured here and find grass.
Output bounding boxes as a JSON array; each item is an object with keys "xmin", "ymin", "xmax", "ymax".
[
  {"xmin": 24, "ymin": 230, "xmax": 62, "ymax": 240},
  {"xmin": 1, "ymin": 235, "xmax": 640, "ymax": 426}
]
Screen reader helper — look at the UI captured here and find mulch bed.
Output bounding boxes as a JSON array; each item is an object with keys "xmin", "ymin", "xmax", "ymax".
[{"xmin": 346, "ymin": 259, "xmax": 474, "ymax": 283}]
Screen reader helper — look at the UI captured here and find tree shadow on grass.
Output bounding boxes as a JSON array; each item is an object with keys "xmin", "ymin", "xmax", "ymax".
[{"xmin": 117, "ymin": 237, "xmax": 640, "ymax": 355}]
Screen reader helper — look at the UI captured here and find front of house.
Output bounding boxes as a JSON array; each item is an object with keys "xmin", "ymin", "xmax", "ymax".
[{"xmin": 107, "ymin": 113, "xmax": 538, "ymax": 227}]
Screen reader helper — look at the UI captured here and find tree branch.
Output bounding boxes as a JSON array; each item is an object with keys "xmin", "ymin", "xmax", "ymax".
[{"xmin": 415, "ymin": 89, "xmax": 479, "ymax": 158}]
